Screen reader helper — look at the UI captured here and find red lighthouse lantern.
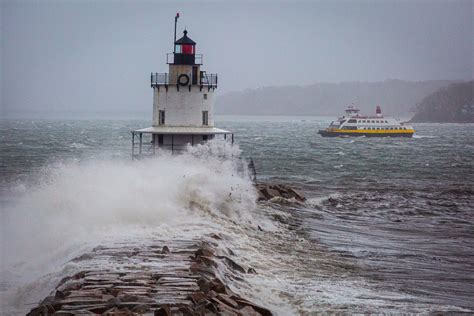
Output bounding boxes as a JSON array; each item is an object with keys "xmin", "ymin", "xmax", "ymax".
[{"xmin": 174, "ymin": 30, "xmax": 196, "ymax": 65}]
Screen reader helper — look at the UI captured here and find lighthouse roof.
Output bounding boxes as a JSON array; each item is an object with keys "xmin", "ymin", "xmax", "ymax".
[{"xmin": 175, "ymin": 30, "xmax": 196, "ymax": 45}]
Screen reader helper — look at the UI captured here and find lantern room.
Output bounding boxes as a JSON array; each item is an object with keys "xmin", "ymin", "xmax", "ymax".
[{"xmin": 173, "ymin": 30, "xmax": 197, "ymax": 65}]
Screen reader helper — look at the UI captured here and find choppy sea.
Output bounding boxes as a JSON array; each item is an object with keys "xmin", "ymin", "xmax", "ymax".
[{"xmin": 0, "ymin": 116, "xmax": 473, "ymax": 314}]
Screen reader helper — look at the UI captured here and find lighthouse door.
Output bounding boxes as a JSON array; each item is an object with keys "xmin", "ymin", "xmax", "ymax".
[{"xmin": 192, "ymin": 66, "xmax": 198, "ymax": 85}]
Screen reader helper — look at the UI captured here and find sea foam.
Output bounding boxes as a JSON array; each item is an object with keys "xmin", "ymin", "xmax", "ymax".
[{"xmin": 0, "ymin": 140, "xmax": 258, "ymax": 311}]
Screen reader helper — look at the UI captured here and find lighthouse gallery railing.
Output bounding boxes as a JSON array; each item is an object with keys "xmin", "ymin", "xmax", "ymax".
[{"xmin": 151, "ymin": 73, "xmax": 218, "ymax": 87}]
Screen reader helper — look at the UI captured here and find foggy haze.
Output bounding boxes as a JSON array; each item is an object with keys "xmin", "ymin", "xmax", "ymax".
[{"xmin": 1, "ymin": 0, "xmax": 472, "ymax": 118}]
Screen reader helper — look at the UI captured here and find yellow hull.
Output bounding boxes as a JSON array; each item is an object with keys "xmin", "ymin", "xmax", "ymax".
[{"xmin": 319, "ymin": 128, "xmax": 415, "ymax": 137}]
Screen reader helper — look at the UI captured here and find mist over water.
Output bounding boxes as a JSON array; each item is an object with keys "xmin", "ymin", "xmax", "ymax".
[{"xmin": 0, "ymin": 117, "xmax": 473, "ymax": 314}]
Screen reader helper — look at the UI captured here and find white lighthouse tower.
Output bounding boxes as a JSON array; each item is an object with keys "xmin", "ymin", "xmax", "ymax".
[{"xmin": 132, "ymin": 14, "xmax": 233, "ymax": 156}]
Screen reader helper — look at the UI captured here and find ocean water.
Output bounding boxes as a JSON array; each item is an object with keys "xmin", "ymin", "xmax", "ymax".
[{"xmin": 0, "ymin": 116, "xmax": 473, "ymax": 314}]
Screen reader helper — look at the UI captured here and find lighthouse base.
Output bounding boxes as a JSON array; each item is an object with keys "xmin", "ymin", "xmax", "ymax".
[{"xmin": 131, "ymin": 126, "xmax": 233, "ymax": 158}]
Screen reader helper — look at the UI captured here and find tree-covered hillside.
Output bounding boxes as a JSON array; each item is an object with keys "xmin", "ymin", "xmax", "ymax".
[
  {"xmin": 410, "ymin": 81, "xmax": 473, "ymax": 123},
  {"xmin": 215, "ymin": 80, "xmax": 454, "ymax": 117}
]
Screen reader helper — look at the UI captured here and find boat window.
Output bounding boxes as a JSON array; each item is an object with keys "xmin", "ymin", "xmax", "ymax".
[
  {"xmin": 348, "ymin": 119, "xmax": 357, "ymax": 123},
  {"xmin": 371, "ymin": 120, "xmax": 375, "ymax": 123},
  {"xmin": 385, "ymin": 120, "xmax": 388, "ymax": 123}
]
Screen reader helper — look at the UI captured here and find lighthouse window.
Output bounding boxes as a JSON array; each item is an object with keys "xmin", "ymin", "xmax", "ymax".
[
  {"xmin": 203, "ymin": 93, "xmax": 208, "ymax": 100},
  {"xmin": 202, "ymin": 111, "xmax": 209, "ymax": 126},
  {"xmin": 159, "ymin": 110, "xmax": 165, "ymax": 125}
]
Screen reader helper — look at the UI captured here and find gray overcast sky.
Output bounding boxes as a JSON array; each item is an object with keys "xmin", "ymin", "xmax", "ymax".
[{"xmin": 1, "ymin": 0, "xmax": 472, "ymax": 116}]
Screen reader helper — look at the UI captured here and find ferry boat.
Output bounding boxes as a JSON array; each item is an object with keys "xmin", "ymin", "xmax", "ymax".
[{"xmin": 318, "ymin": 105, "xmax": 415, "ymax": 137}]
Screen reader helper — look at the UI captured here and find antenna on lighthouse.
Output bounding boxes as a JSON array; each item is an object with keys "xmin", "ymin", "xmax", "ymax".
[{"xmin": 174, "ymin": 13, "xmax": 180, "ymax": 53}]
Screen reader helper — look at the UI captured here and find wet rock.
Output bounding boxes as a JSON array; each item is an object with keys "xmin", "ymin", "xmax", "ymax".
[
  {"xmin": 208, "ymin": 278, "xmax": 226, "ymax": 294},
  {"xmin": 287, "ymin": 187, "xmax": 305, "ymax": 201},
  {"xmin": 57, "ymin": 276, "xmax": 72, "ymax": 288},
  {"xmin": 210, "ymin": 233, "xmax": 222, "ymax": 240},
  {"xmin": 73, "ymin": 271, "xmax": 87, "ymax": 280},
  {"xmin": 71, "ymin": 253, "xmax": 94, "ymax": 262},
  {"xmin": 217, "ymin": 294, "xmax": 239, "ymax": 308},
  {"xmin": 239, "ymin": 305, "xmax": 261, "ymax": 315},
  {"xmin": 154, "ymin": 305, "xmax": 171, "ymax": 316},
  {"xmin": 198, "ymin": 256, "xmax": 218, "ymax": 268},
  {"xmin": 27, "ymin": 304, "xmax": 55, "ymax": 316},
  {"xmin": 102, "ymin": 307, "xmax": 134, "ymax": 315},
  {"xmin": 226, "ymin": 248, "xmax": 236, "ymax": 256},
  {"xmin": 54, "ymin": 290, "xmax": 66, "ymax": 300},
  {"xmin": 221, "ymin": 256, "xmax": 246, "ymax": 273},
  {"xmin": 233, "ymin": 298, "xmax": 272, "ymax": 316},
  {"xmin": 117, "ymin": 294, "xmax": 139, "ymax": 302},
  {"xmin": 256, "ymin": 189, "xmax": 267, "ymax": 201},
  {"xmin": 265, "ymin": 187, "xmax": 280, "ymax": 199},
  {"xmin": 195, "ymin": 247, "xmax": 214, "ymax": 258},
  {"xmin": 247, "ymin": 267, "xmax": 257, "ymax": 274},
  {"xmin": 256, "ymin": 183, "xmax": 306, "ymax": 203},
  {"xmin": 131, "ymin": 304, "xmax": 150, "ymax": 313},
  {"xmin": 189, "ymin": 291, "xmax": 207, "ymax": 304},
  {"xmin": 161, "ymin": 246, "xmax": 170, "ymax": 254}
]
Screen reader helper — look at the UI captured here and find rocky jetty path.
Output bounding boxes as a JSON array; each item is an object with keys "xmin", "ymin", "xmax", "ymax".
[{"xmin": 27, "ymin": 239, "xmax": 271, "ymax": 316}]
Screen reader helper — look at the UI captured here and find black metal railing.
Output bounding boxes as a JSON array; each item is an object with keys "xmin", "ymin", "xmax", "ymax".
[
  {"xmin": 151, "ymin": 72, "xmax": 218, "ymax": 87},
  {"xmin": 200, "ymin": 73, "xmax": 218, "ymax": 87},
  {"xmin": 166, "ymin": 53, "xmax": 203, "ymax": 65},
  {"xmin": 151, "ymin": 73, "xmax": 169, "ymax": 86}
]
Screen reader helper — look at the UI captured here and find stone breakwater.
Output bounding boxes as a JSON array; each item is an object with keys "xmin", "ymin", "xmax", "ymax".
[
  {"xmin": 27, "ymin": 238, "xmax": 271, "ymax": 316},
  {"xmin": 27, "ymin": 183, "xmax": 304, "ymax": 316}
]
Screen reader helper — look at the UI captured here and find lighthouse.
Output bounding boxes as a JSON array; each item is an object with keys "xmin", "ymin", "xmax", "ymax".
[{"xmin": 132, "ymin": 14, "xmax": 233, "ymax": 157}]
